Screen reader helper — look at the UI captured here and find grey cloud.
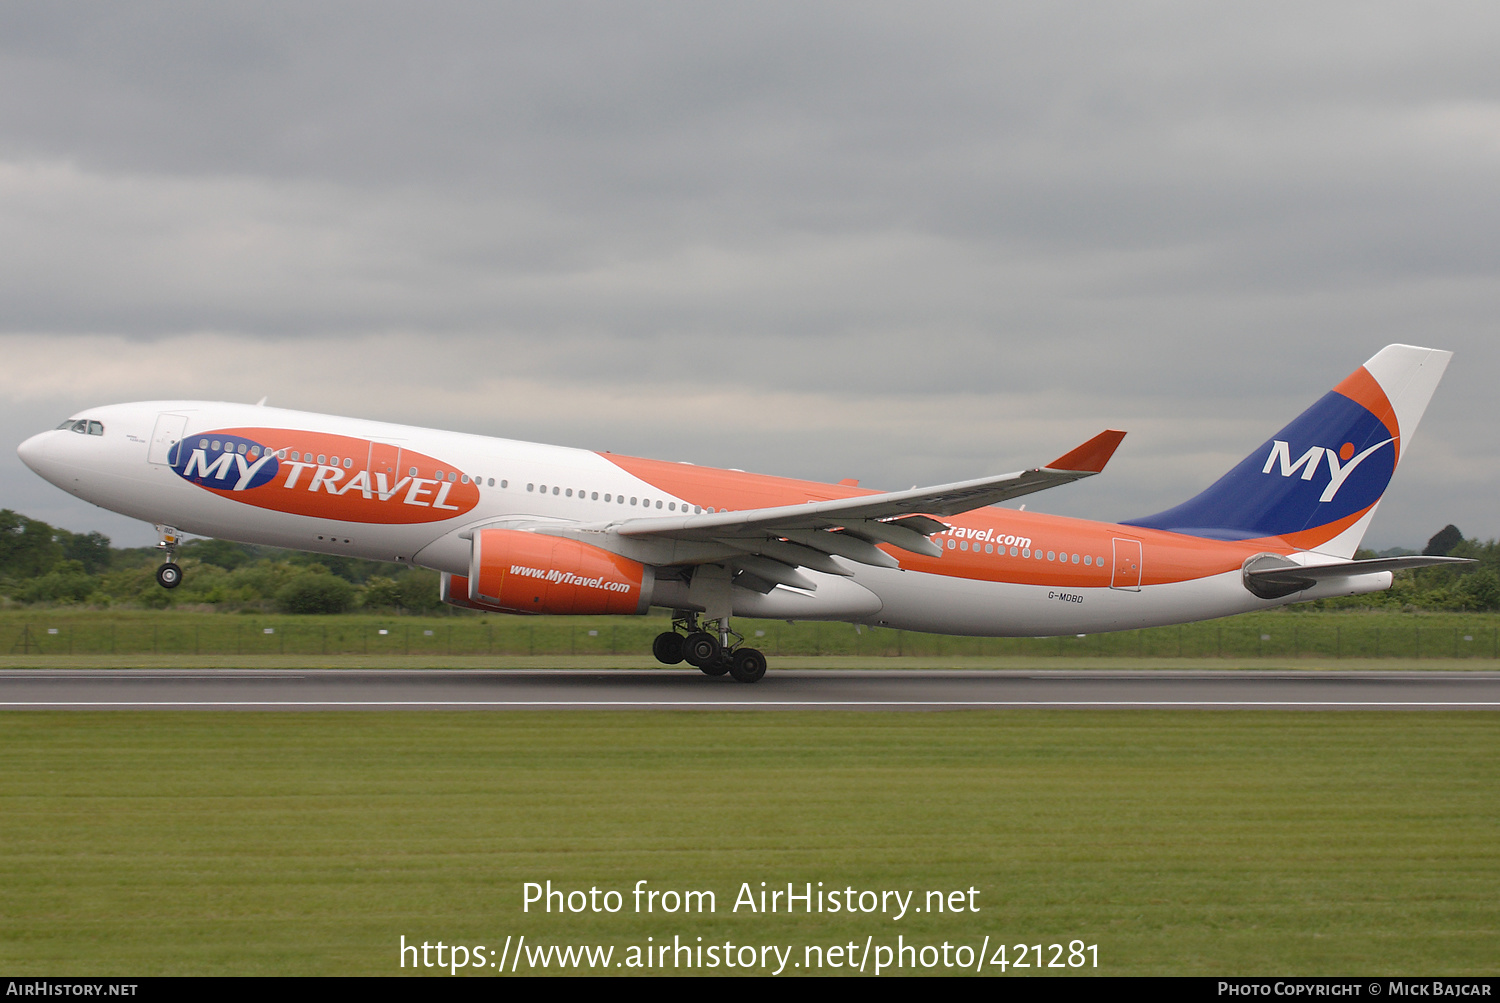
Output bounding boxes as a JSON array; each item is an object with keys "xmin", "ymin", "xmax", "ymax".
[{"xmin": 0, "ymin": 3, "xmax": 1495, "ymax": 548}]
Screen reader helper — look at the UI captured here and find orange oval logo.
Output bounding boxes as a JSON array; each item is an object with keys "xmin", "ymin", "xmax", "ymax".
[{"xmin": 182, "ymin": 427, "xmax": 479, "ymax": 523}]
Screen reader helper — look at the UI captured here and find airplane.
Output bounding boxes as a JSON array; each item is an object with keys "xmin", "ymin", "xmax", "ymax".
[{"xmin": 16, "ymin": 344, "xmax": 1468, "ymax": 682}]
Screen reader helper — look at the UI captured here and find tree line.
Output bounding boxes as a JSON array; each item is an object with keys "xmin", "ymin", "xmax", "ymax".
[
  {"xmin": 0, "ymin": 510, "xmax": 444, "ymax": 614},
  {"xmin": 1, "ymin": 509, "xmax": 1497, "ymax": 614}
]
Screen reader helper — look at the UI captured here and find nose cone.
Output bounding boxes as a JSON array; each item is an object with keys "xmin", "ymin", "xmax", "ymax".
[
  {"xmin": 17, "ymin": 431, "xmax": 62, "ymax": 484},
  {"xmin": 18, "ymin": 431, "xmax": 46, "ymax": 472}
]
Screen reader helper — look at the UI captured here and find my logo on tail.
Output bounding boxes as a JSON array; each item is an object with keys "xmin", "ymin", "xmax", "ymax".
[{"xmin": 1262, "ymin": 436, "xmax": 1396, "ymax": 503}]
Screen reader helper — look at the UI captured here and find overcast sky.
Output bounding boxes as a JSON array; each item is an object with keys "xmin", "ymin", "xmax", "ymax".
[{"xmin": 1, "ymin": 2, "xmax": 1495, "ymax": 549}]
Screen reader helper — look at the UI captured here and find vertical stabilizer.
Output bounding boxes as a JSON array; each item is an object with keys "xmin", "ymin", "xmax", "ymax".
[{"xmin": 1125, "ymin": 345, "xmax": 1451, "ymax": 558}]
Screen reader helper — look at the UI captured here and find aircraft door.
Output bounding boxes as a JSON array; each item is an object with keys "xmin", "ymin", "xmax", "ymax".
[
  {"xmin": 1111, "ymin": 538, "xmax": 1142, "ymax": 591},
  {"xmin": 148, "ymin": 413, "xmax": 189, "ymax": 465},
  {"xmin": 368, "ymin": 442, "xmax": 402, "ymax": 495}
]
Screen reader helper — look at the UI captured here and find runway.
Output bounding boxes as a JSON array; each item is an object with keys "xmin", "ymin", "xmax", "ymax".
[{"xmin": 1, "ymin": 668, "xmax": 1498, "ymax": 710}]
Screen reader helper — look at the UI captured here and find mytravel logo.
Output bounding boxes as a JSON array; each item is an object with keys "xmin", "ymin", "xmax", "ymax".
[
  {"xmin": 169, "ymin": 433, "xmax": 281, "ymax": 491},
  {"xmin": 1262, "ymin": 436, "xmax": 1396, "ymax": 504},
  {"xmin": 167, "ymin": 427, "xmax": 480, "ymax": 524},
  {"xmin": 509, "ymin": 565, "xmax": 634, "ymax": 593}
]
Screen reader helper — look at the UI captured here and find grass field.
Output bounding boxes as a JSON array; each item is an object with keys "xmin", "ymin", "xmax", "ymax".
[
  {"xmin": 1, "ymin": 711, "xmax": 1495, "ymax": 976},
  {"xmin": 3, "ymin": 608, "xmax": 1499, "ymax": 661}
]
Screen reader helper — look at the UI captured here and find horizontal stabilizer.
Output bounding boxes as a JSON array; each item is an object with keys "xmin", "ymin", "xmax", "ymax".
[{"xmin": 1243, "ymin": 553, "xmax": 1473, "ymax": 600}]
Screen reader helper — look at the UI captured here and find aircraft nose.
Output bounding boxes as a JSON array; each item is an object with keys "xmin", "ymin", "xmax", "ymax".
[
  {"xmin": 17, "ymin": 432, "xmax": 45, "ymax": 471},
  {"xmin": 17, "ymin": 431, "xmax": 60, "ymax": 479}
]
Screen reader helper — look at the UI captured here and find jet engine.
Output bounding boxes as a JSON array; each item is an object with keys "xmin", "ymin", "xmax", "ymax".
[{"xmin": 466, "ymin": 528, "xmax": 655, "ymax": 615}]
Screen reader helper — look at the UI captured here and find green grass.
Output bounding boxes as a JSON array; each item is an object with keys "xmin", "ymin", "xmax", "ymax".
[
  {"xmin": 0, "ymin": 712, "xmax": 1495, "ymax": 975},
  {"xmin": 2, "ymin": 609, "xmax": 1500, "ymax": 661}
]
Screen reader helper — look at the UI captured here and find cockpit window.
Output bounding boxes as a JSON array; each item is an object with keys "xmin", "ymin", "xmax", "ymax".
[
  {"xmin": 87, "ymin": 421, "xmax": 104, "ymax": 436},
  {"xmin": 57, "ymin": 418, "xmax": 104, "ymax": 435},
  {"xmin": 56, "ymin": 419, "xmax": 76, "ymax": 430}
]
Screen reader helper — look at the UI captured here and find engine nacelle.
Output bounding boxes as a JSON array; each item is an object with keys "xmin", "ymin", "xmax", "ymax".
[{"xmin": 468, "ymin": 528, "xmax": 655, "ymax": 615}]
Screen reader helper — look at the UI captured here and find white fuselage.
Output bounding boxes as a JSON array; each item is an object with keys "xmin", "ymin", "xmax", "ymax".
[{"xmin": 18, "ymin": 400, "xmax": 1387, "ymax": 636}]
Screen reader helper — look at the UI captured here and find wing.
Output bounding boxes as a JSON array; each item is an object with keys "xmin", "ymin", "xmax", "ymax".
[{"xmin": 556, "ymin": 429, "xmax": 1128, "ymax": 590}]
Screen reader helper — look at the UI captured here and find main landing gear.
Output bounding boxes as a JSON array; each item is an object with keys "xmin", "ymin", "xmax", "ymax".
[
  {"xmin": 652, "ymin": 611, "xmax": 768, "ymax": 683},
  {"xmin": 155, "ymin": 525, "xmax": 183, "ymax": 590}
]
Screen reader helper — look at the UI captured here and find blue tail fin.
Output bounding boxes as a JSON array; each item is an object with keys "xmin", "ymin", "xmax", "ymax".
[{"xmin": 1123, "ymin": 345, "xmax": 1451, "ymax": 557}]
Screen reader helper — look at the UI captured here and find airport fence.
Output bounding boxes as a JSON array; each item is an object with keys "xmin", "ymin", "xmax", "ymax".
[{"xmin": 2, "ymin": 610, "xmax": 1498, "ymax": 659}]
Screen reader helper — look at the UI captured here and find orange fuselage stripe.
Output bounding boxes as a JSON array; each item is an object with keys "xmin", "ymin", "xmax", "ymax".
[{"xmin": 600, "ymin": 453, "xmax": 1315, "ymax": 588}]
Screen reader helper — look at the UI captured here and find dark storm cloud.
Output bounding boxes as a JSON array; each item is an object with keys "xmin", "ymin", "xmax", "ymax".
[{"xmin": 0, "ymin": 3, "xmax": 1495, "ymax": 545}]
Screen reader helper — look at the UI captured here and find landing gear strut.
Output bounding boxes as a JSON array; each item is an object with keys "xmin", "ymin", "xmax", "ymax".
[
  {"xmin": 155, "ymin": 525, "xmax": 183, "ymax": 590},
  {"xmin": 653, "ymin": 610, "xmax": 766, "ymax": 682}
]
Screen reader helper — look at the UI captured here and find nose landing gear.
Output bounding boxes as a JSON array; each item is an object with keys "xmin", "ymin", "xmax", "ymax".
[
  {"xmin": 652, "ymin": 611, "xmax": 767, "ymax": 682},
  {"xmin": 154, "ymin": 525, "xmax": 183, "ymax": 590}
]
